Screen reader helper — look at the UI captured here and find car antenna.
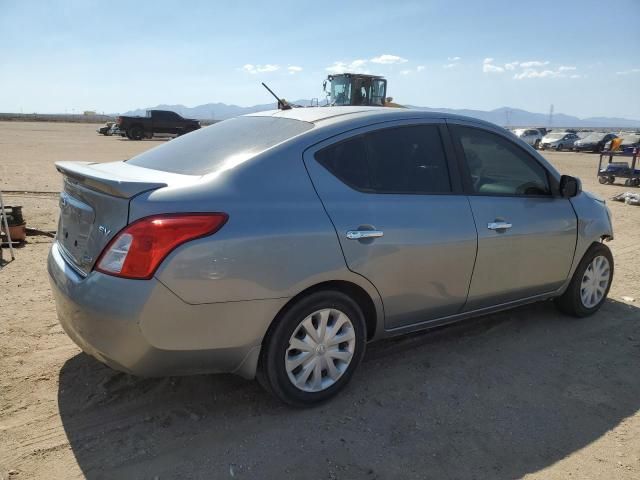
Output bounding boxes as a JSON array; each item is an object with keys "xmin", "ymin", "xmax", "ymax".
[{"xmin": 262, "ymin": 82, "xmax": 292, "ymax": 110}]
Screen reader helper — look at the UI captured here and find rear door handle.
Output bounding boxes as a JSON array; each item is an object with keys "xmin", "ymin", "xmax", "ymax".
[
  {"xmin": 487, "ymin": 221, "xmax": 512, "ymax": 230},
  {"xmin": 346, "ymin": 230, "xmax": 384, "ymax": 240}
]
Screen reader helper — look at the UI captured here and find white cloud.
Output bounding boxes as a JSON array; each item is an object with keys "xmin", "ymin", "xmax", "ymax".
[
  {"xmin": 514, "ymin": 69, "xmax": 555, "ymax": 79},
  {"xmin": 519, "ymin": 60, "xmax": 550, "ymax": 68},
  {"xmin": 417, "ymin": 65, "xmax": 426, "ymax": 72},
  {"xmin": 443, "ymin": 63, "xmax": 459, "ymax": 69},
  {"xmin": 483, "ymin": 58, "xmax": 581, "ymax": 80},
  {"xmin": 616, "ymin": 68, "xmax": 640, "ymax": 75},
  {"xmin": 513, "ymin": 67, "xmax": 582, "ymax": 80},
  {"xmin": 447, "ymin": 56, "xmax": 461, "ymax": 62},
  {"xmin": 326, "ymin": 59, "xmax": 369, "ymax": 74},
  {"xmin": 370, "ymin": 54, "xmax": 408, "ymax": 64},
  {"xmin": 400, "ymin": 70, "xmax": 411, "ymax": 75},
  {"xmin": 287, "ymin": 65, "xmax": 303, "ymax": 74},
  {"xmin": 482, "ymin": 58, "xmax": 504, "ymax": 73},
  {"xmin": 242, "ymin": 64, "xmax": 280, "ymax": 74}
]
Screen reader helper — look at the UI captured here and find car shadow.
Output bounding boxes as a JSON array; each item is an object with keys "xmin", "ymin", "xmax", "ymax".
[{"xmin": 58, "ymin": 299, "xmax": 640, "ymax": 479}]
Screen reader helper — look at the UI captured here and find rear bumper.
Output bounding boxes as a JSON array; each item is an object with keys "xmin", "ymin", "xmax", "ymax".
[{"xmin": 48, "ymin": 241, "xmax": 284, "ymax": 378}]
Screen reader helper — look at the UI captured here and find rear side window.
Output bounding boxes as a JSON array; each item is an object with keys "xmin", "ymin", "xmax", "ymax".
[
  {"xmin": 127, "ymin": 116, "xmax": 313, "ymax": 175},
  {"xmin": 453, "ymin": 126, "xmax": 551, "ymax": 196},
  {"xmin": 315, "ymin": 125, "xmax": 451, "ymax": 194}
]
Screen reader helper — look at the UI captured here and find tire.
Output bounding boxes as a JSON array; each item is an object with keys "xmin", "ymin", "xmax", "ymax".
[
  {"xmin": 556, "ymin": 143, "xmax": 564, "ymax": 151},
  {"xmin": 598, "ymin": 176, "xmax": 608, "ymax": 184},
  {"xmin": 555, "ymin": 243, "xmax": 613, "ymax": 317},
  {"xmin": 129, "ymin": 125, "xmax": 144, "ymax": 140},
  {"xmin": 534, "ymin": 139, "xmax": 541, "ymax": 149},
  {"xmin": 608, "ymin": 176, "xmax": 615, "ymax": 184},
  {"xmin": 257, "ymin": 290, "xmax": 367, "ymax": 407}
]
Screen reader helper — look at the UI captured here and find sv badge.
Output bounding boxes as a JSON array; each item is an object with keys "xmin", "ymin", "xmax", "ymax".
[{"xmin": 98, "ymin": 225, "xmax": 112, "ymax": 236}]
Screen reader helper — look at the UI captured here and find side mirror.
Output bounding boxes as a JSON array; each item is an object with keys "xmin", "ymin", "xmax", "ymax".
[{"xmin": 560, "ymin": 175, "xmax": 581, "ymax": 198}]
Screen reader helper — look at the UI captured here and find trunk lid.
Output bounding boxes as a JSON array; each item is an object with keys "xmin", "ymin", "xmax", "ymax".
[{"xmin": 55, "ymin": 161, "xmax": 193, "ymax": 276}]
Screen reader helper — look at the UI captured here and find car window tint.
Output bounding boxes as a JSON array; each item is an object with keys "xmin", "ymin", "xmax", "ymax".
[
  {"xmin": 127, "ymin": 116, "xmax": 313, "ymax": 175},
  {"xmin": 454, "ymin": 126, "xmax": 551, "ymax": 196},
  {"xmin": 315, "ymin": 125, "xmax": 451, "ymax": 194},
  {"xmin": 315, "ymin": 136, "xmax": 371, "ymax": 190}
]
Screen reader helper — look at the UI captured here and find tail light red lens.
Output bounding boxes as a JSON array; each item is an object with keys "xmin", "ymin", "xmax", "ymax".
[{"xmin": 95, "ymin": 213, "xmax": 228, "ymax": 279}]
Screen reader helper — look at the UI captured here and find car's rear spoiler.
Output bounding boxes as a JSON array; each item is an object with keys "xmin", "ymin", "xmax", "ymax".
[{"xmin": 55, "ymin": 161, "xmax": 168, "ymax": 198}]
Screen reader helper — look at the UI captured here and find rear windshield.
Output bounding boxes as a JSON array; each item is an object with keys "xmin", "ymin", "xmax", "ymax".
[{"xmin": 126, "ymin": 116, "xmax": 313, "ymax": 175}]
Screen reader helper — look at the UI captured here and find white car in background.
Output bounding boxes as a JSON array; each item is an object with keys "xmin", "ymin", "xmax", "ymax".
[
  {"xmin": 513, "ymin": 128, "xmax": 543, "ymax": 149},
  {"xmin": 540, "ymin": 132, "xmax": 580, "ymax": 151}
]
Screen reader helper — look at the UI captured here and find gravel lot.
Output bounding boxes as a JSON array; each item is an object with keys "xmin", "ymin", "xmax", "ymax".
[{"xmin": 1, "ymin": 121, "xmax": 639, "ymax": 479}]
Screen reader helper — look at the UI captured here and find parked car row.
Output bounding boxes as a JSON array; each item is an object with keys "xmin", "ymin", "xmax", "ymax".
[
  {"xmin": 96, "ymin": 110, "xmax": 201, "ymax": 140},
  {"xmin": 511, "ymin": 127, "xmax": 640, "ymax": 153}
]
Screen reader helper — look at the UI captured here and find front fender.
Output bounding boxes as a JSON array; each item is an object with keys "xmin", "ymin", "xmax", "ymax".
[{"xmin": 562, "ymin": 191, "xmax": 613, "ymax": 289}]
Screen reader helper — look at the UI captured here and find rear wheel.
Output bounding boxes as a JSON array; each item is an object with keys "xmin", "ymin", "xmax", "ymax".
[
  {"xmin": 598, "ymin": 176, "xmax": 608, "ymax": 184},
  {"xmin": 257, "ymin": 291, "xmax": 366, "ymax": 407},
  {"xmin": 555, "ymin": 243, "xmax": 613, "ymax": 317},
  {"xmin": 129, "ymin": 125, "xmax": 144, "ymax": 140}
]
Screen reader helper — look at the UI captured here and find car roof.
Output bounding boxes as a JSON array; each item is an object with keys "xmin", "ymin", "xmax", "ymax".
[{"xmin": 246, "ymin": 106, "xmax": 500, "ymax": 130}]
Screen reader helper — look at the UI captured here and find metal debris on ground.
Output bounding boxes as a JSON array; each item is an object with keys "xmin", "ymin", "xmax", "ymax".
[{"xmin": 611, "ymin": 192, "xmax": 640, "ymax": 206}]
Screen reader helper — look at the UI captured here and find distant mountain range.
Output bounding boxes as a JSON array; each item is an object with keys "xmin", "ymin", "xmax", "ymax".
[{"xmin": 122, "ymin": 102, "xmax": 640, "ymax": 129}]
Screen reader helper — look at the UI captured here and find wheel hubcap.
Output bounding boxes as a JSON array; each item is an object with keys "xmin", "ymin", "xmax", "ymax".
[
  {"xmin": 285, "ymin": 308, "xmax": 356, "ymax": 393},
  {"xmin": 580, "ymin": 255, "xmax": 611, "ymax": 308}
]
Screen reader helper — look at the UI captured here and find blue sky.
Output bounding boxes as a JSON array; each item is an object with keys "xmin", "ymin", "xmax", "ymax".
[{"xmin": 1, "ymin": 0, "xmax": 639, "ymax": 119}]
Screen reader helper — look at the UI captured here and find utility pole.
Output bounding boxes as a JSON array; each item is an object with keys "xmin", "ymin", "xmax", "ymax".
[{"xmin": 548, "ymin": 104, "xmax": 554, "ymax": 128}]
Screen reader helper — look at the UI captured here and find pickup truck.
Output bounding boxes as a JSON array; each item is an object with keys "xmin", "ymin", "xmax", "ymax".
[{"xmin": 116, "ymin": 110, "xmax": 201, "ymax": 140}]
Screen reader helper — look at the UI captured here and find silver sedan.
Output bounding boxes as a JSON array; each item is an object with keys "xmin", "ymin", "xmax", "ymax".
[{"xmin": 49, "ymin": 107, "xmax": 614, "ymax": 406}]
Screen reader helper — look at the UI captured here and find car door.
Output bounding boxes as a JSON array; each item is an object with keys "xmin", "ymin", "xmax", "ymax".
[
  {"xmin": 303, "ymin": 120, "xmax": 478, "ymax": 330},
  {"xmin": 153, "ymin": 111, "xmax": 177, "ymax": 134},
  {"xmin": 449, "ymin": 122, "xmax": 577, "ymax": 311}
]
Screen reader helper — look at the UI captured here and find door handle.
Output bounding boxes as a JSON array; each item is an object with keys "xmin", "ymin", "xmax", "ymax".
[
  {"xmin": 487, "ymin": 221, "xmax": 512, "ymax": 230},
  {"xmin": 346, "ymin": 230, "xmax": 384, "ymax": 240}
]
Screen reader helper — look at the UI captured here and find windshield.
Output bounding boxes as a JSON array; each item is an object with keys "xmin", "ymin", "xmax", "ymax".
[
  {"xmin": 581, "ymin": 132, "xmax": 606, "ymax": 142},
  {"xmin": 329, "ymin": 77, "xmax": 352, "ymax": 106},
  {"xmin": 620, "ymin": 134, "xmax": 640, "ymax": 144},
  {"xmin": 328, "ymin": 76, "xmax": 386, "ymax": 106},
  {"xmin": 126, "ymin": 116, "xmax": 313, "ymax": 175},
  {"xmin": 545, "ymin": 133, "xmax": 565, "ymax": 140}
]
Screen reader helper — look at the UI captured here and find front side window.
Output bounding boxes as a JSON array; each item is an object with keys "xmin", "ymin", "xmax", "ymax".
[
  {"xmin": 453, "ymin": 126, "xmax": 551, "ymax": 196},
  {"xmin": 315, "ymin": 125, "xmax": 451, "ymax": 194}
]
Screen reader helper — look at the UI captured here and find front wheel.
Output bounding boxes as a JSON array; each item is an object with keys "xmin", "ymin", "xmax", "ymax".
[
  {"xmin": 555, "ymin": 243, "xmax": 613, "ymax": 317},
  {"xmin": 534, "ymin": 139, "xmax": 541, "ymax": 149},
  {"xmin": 556, "ymin": 143, "xmax": 564, "ymax": 151},
  {"xmin": 257, "ymin": 291, "xmax": 367, "ymax": 407}
]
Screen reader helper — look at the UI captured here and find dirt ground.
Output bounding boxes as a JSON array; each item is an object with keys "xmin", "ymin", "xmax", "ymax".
[{"xmin": 1, "ymin": 121, "xmax": 639, "ymax": 480}]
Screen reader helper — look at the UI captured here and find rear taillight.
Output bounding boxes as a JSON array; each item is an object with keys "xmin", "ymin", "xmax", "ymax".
[{"xmin": 95, "ymin": 213, "xmax": 227, "ymax": 279}]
